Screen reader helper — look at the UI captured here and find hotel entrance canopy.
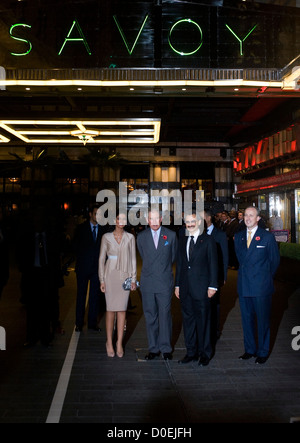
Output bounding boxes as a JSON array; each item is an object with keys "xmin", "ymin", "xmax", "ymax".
[{"xmin": 0, "ymin": 64, "xmax": 299, "ymax": 150}]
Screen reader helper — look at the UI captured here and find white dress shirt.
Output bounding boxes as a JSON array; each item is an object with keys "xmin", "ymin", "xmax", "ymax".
[
  {"xmin": 206, "ymin": 224, "xmax": 214, "ymax": 236},
  {"xmin": 186, "ymin": 229, "xmax": 200, "ymax": 260},
  {"xmin": 151, "ymin": 227, "xmax": 161, "ymax": 243}
]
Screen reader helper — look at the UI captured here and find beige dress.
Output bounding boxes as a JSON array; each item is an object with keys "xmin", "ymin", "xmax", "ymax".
[{"xmin": 98, "ymin": 231, "xmax": 137, "ymax": 311}]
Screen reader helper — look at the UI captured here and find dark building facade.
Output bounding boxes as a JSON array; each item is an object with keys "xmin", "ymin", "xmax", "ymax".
[{"xmin": 0, "ymin": 0, "xmax": 299, "ymax": 241}]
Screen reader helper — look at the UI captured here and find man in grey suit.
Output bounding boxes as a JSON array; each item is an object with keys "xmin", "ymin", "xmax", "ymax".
[{"xmin": 137, "ymin": 208, "xmax": 177, "ymax": 360}]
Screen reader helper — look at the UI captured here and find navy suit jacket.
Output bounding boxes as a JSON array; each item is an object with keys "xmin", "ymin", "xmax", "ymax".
[
  {"xmin": 175, "ymin": 232, "xmax": 218, "ymax": 300},
  {"xmin": 234, "ymin": 226, "xmax": 280, "ymax": 298}
]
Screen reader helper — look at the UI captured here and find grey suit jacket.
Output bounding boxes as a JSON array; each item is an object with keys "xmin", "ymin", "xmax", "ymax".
[{"xmin": 137, "ymin": 227, "xmax": 177, "ymax": 293}]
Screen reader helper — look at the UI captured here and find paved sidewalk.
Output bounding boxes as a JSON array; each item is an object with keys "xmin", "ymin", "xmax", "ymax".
[{"xmin": 0, "ymin": 257, "xmax": 299, "ymax": 423}]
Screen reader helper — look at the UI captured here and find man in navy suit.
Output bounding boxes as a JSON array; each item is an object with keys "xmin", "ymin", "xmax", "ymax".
[
  {"xmin": 137, "ymin": 208, "xmax": 177, "ymax": 360},
  {"xmin": 175, "ymin": 211, "xmax": 218, "ymax": 366},
  {"xmin": 234, "ymin": 206, "xmax": 280, "ymax": 364},
  {"xmin": 74, "ymin": 205, "xmax": 106, "ymax": 332}
]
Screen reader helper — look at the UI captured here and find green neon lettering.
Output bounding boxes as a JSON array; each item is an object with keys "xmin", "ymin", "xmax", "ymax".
[
  {"xmin": 168, "ymin": 19, "xmax": 203, "ymax": 56},
  {"xmin": 225, "ymin": 24, "xmax": 257, "ymax": 56},
  {"xmin": 58, "ymin": 20, "xmax": 91, "ymax": 55},
  {"xmin": 113, "ymin": 15, "xmax": 148, "ymax": 55},
  {"xmin": 10, "ymin": 23, "xmax": 32, "ymax": 56}
]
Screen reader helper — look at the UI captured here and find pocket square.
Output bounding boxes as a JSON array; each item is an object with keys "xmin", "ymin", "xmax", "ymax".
[{"xmin": 256, "ymin": 245, "xmax": 266, "ymax": 248}]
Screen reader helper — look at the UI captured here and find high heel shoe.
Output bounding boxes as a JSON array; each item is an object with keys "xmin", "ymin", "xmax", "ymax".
[{"xmin": 106, "ymin": 342, "xmax": 115, "ymax": 358}]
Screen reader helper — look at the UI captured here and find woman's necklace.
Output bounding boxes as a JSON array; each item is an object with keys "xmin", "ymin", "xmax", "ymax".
[{"xmin": 113, "ymin": 230, "xmax": 123, "ymax": 244}]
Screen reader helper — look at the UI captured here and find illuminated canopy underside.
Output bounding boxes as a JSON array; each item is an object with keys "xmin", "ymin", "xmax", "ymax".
[{"xmin": 0, "ymin": 119, "xmax": 161, "ymax": 144}]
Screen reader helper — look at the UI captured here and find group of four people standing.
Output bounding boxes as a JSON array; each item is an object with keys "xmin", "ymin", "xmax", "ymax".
[{"xmin": 74, "ymin": 205, "xmax": 280, "ymax": 366}]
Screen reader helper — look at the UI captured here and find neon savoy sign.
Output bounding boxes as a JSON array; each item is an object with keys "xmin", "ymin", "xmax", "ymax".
[{"xmin": 9, "ymin": 16, "xmax": 257, "ymax": 58}]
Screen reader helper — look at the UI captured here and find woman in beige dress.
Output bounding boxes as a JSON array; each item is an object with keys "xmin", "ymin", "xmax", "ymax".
[{"xmin": 99, "ymin": 212, "xmax": 137, "ymax": 358}]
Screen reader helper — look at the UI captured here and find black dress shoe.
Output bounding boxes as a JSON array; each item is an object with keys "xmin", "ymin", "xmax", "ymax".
[
  {"xmin": 163, "ymin": 352, "xmax": 173, "ymax": 360},
  {"xmin": 198, "ymin": 355, "xmax": 210, "ymax": 366},
  {"xmin": 145, "ymin": 352, "xmax": 160, "ymax": 360},
  {"xmin": 178, "ymin": 355, "xmax": 198, "ymax": 364},
  {"xmin": 238, "ymin": 352, "xmax": 256, "ymax": 360},
  {"xmin": 75, "ymin": 326, "xmax": 82, "ymax": 332},
  {"xmin": 255, "ymin": 356, "xmax": 268, "ymax": 364}
]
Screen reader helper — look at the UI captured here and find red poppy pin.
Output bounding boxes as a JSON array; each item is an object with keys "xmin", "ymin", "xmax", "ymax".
[
  {"xmin": 163, "ymin": 235, "xmax": 167, "ymax": 240},
  {"xmin": 255, "ymin": 236, "xmax": 260, "ymax": 241}
]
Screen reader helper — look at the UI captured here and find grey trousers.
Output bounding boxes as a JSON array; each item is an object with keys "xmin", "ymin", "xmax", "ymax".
[{"xmin": 141, "ymin": 289, "xmax": 173, "ymax": 354}]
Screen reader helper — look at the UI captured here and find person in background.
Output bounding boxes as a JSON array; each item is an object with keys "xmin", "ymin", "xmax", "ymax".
[
  {"xmin": 234, "ymin": 206, "xmax": 280, "ymax": 364},
  {"xmin": 99, "ymin": 211, "xmax": 137, "ymax": 358},
  {"xmin": 204, "ymin": 209, "xmax": 229, "ymax": 345},
  {"xmin": 225, "ymin": 210, "xmax": 239, "ymax": 269},
  {"xmin": 237, "ymin": 210, "xmax": 246, "ymax": 231},
  {"xmin": 269, "ymin": 210, "xmax": 283, "ymax": 230},
  {"xmin": 219, "ymin": 211, "xmax": 229, "ymax": 231},
  {"xmin": 214, "ymin": 212, "xmax": 223, "ymax": 230},
  {"xmin": 74, "ymin": 204, "xmax": 106, "ymax": 332},
  {"xmin": 17, "ymin": 206, "xmax": 63, "ymax": 347}
]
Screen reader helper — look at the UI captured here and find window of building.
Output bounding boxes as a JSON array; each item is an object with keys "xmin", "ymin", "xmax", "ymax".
[
  {"xmin": 180, "ymin": 162, "xmax": 214, "ymax": 201},
  {"xmin": 120, "ymin": 164, "xmax": 149, "ymax": 193},
  {"xmin": 0, "ymin": 177, "xmax": 21, "ymax": 194}
]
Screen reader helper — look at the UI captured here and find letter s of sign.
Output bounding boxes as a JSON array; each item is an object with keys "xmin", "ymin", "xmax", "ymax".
[
  {"xmin": 291, "ymin": 326, "xmax": 300, "ymax": 351},
  {"xmin": 10, "ymin": 23, "xmax": 32, "ymax": 56}
]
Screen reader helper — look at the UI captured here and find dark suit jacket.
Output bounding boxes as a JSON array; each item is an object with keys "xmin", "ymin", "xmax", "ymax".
[
  {"xmin": 237, "ymin": 220, "xmax": 246, "ymax": 231},
  {"xmin": 225, "ymin": 218, "xmax": 239, "ymax": 238},
  {"xmin": 17, "ymin": 227, "xmax": 61, "ymax": 274},
  {"xmin": 137, "ymin": 226, "xmax": 177, "ymax": 293},
  {"xmin": 234, "ymin": 226, "xmax": 280, "ymax": 298},
  {"xmin": 16, "ymin": 224, "xmax": 63, "ymax": 303},
  {"xmin": 73, "ymin": 221, "xmax": 105, "ymax": 275},
  {"xmin": 210, "ymin": 225, "xmax": 228, "ymax": 285},
  {"xmin": 175, "ymin": 232, "xmax": 218, "ymax": 300}
]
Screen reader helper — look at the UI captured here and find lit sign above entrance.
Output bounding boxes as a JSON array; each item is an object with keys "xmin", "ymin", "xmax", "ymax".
[
  {"xmin": 3, "ymin": 1, "xmax": 300, "ymax": 69},
  {"xmin": 9, "ymin": 18, "xmax": 258, "ymax": 59}
]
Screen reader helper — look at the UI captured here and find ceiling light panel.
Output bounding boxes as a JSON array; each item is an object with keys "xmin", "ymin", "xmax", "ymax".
[{"xmin": 0, "ymin": 119, "xmax": 161, "ymax": 144}]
